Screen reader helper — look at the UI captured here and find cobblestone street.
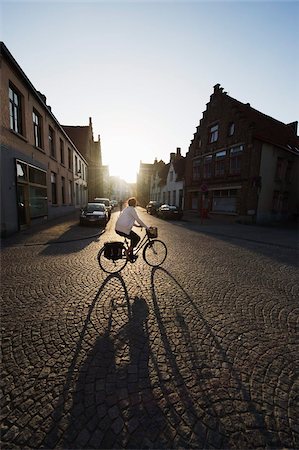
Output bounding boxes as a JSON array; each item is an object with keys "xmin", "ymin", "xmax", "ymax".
[{"xmin": 1, "ymin": 209, "xmax": 298, "ymax": 449}]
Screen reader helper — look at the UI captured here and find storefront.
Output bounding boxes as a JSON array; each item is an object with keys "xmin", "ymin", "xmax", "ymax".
[{"xmin": 16, "ymin": 159, "xmax": 48, "ymax": 229}]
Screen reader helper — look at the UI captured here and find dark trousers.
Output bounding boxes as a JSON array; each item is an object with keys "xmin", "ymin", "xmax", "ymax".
[{"xmin": 116, "ymin": 230, "xmax": 140, "ymax": 251}]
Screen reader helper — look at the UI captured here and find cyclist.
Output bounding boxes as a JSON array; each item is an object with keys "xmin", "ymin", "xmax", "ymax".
[{"xmin": 115, "ymin": 197, "xmax": 149, "ymax": 262}]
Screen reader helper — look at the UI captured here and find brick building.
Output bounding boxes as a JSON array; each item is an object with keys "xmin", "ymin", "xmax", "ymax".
[
  {"xmin": 185, "ymin": 84, "xmax": 299, "ymax": 224},
  {"xmin": 62, "ymin": 119, "xmax": 103, "ymax": 201},
  {"xmin": 0, "ymin": 42, "xmax": 87, "ymax": 236}
]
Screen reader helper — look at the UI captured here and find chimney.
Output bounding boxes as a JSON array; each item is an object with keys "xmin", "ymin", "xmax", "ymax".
[
  {"xmin": 37, "ymin": 91, "xmax": 46, "ymax": 104},
  {"xmin": 176, "ymin": 147, "xmax": 181, "ymax": 157},
  {"xmin": 89, "ymin": 117, "xmax": 92, "ymax": 127},
  {"xmin": 213, "ymin": 83, "xmax": 223, "ymax": 93},
  {"xmin": 170, "ymin": 152, "xmax": 175, "ymax": 161}
]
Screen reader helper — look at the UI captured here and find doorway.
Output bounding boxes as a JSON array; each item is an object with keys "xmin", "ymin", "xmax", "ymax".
[{"xmin": 16, "ymin": 184, "xmax": 29, "ymax": 229}]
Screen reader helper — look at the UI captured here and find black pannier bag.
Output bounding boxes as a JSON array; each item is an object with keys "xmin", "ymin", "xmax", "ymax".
[{"xmin": 104, "ymin": 242, "xmax": 124, "ymax": 260}]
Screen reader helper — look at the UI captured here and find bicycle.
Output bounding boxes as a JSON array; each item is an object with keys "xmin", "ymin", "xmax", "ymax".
[{"xmin": 97, "ymin": 226, "xmax": 167, "ymax": 274}]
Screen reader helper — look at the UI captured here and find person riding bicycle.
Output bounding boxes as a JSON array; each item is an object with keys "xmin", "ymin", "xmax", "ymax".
[{"xmin": 115, "ymin": 197, "xmax": 149, "ymax": 262}]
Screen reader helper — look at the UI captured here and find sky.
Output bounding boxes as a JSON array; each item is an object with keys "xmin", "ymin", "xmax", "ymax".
[{"xmin": 1, "ymin": 0, "xmax": 298, "ymax": 183}]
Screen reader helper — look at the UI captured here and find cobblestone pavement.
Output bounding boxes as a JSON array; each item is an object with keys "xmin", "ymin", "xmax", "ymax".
[{"xmin": 1, "ymin": 210, "xmax": 298, "ymax": 449}]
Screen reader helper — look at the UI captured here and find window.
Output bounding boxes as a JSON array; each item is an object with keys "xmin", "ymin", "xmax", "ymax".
[
  {"xmin": 228, "ymin": 122, "xmax": 235, "ymax": 136},
  {"xmin": 9, "ymin": 85, "xmax": 23, "ymax": 134},
  {"xmin": 173, "ymin": 190, "xmax": 176, "ymax": 205},
  {"xmin": 275, "ymin": 157, "xmax": 285, "ymax": 181},
  {"xmin": 16, "ymin": 160, "xmax": 47, "ymax": 219},
  {"xmin": 60, "ymin": 139, "xmax": 65, "ymax": 164},
  {"xmin": 212, "ymin": 189, "xmax": 238, "ymax": 213},
  {"xmin": 215, "ymin": 150, "xmax": 226, "ymax": 176},
  {"xmin": 229, "ymin": 145, "xmax": 243, "ymax": 175},
  {"xmin": 16, "ymin": 161, "xmax": 28, "ymax": 182},
  {"xmin": 33, "ymin": 109, "xmax": 42, "ymax": 148},
  {"xmin": 51, "ymin": 172, "xmax": 57, "ymax": 204},
  {"xmin": 272, "ymin": 191, "xmax": 289, "ymax": 213},
  {"xmin": 285, "ymin": 161, "xmax": 293, "ymax": 182},
  {"xmin": 68, "ymin": 180, "xmax": 73, "ymax": 204},
  {"xmin": 203, "ymin": 155, "xmax": 212, "ymax": 178},
  {"xmin": 209, "ymin": 124, "xmax": 218, "ymax": 143},
  {"xmin": 61, "ymin": 176, "xmax": 65, "ymax": 204},
  {"xmin": 68, "ymin": 147, "xmax": 72, "ymax": 170},
  {"xmin": 29, "ymin": 166, "xmax": 47, "ymax": 185},
  {"xmin": 192, "ymin": 159, "xmax": 201, "ymax": 181},
  {"xmin": 75, "ymin": 183, "xmax": 79, "ymax": 205},
  {"xmin": 49, "ymin": 126, "xmax": 55, "ymax": 157},
  {"xmin": 75, "ymin": 155, "xmax": 78, "ymax": 174}
]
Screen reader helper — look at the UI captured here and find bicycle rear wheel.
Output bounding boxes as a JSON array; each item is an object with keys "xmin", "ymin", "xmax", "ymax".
[
  {"xmin": 97, "ymin": 246, "xmax": 128, "ymax": 274},
  {"xmin": 143, "ymin": 239, "xmax": 167, "ymax": 267}
]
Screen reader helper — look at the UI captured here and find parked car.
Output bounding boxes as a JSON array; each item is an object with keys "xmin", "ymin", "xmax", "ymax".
[
  {"xmin": 157, "ymin": 204, "xmax": 183, "ymax": 220},
  {"xmin": 146, "ymin": 201, "xmax": 162, "ymax": 215},
  {"xmin": 94, "ymin": 198, "xmax": 112, "ymax": 219},
  {"xmin": 80, "ymin": 202, "xmax": 108, "ymax": 226},
  {"xmin": 110, "ymin": 200, "xmax": 118, "ymax": 209}
]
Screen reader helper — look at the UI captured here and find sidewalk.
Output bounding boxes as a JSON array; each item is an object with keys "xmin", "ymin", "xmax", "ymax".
[
  {"xmin": 1, "ymin": 211, "xmax": 103, "ymax": 247},
  {"xmin": 181, "ymin": 211, "xmax": 299, "ymax": 250},
  {"xmin": 1, "ymin": 209, "xmax": 298, "ymax": 250}
]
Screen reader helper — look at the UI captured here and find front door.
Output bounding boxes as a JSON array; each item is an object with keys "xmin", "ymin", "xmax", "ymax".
[{"xmin": 17, "ymin": 184, "xmax": 29, "ymax": 229}]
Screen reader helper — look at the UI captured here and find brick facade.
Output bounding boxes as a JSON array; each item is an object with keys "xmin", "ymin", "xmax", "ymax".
[
  {"xmin": 0, "ymin": 42, "xmax": 88, "ymax": 236},
  {"xmin": 185, "ymin": 84, "xmax": 299, "ymax": 223}
]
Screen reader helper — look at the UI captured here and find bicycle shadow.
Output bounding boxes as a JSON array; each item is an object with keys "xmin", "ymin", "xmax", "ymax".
[
  {"xmin": 43, "ymin": 274, "xmax": 171, "ymax": 449},
  {"xmin": 149, "ymin": 266, "xmax": 279, "ymax": 449},
  {"xmin": 42, "ymin": 266, "xmax": 281, "ymax": 449},
  {"xmin": 42, "ymin": 272, "xmax": 130, "ymax": 448}
]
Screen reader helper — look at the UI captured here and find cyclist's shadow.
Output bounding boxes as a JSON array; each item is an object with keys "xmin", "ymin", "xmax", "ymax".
[{"xmin": 44, "ymin": 273, "xmax": 169, "ymax": 449}]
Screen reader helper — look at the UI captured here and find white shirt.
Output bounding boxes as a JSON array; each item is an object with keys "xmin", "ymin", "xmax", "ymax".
[{"xmin": 115, "ymin": 206, "xmax": 148, "ymax": 235}]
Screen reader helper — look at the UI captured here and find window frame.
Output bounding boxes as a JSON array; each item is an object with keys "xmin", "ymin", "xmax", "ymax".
[
  {"xmin": 60, "ymin": 139, "xmax": 65, "ymax": 165},
  {"xmin": 33, "ymin": 109, "xmax": 43, "ymax": 149},
  {"xmin": 228, "ymin": 122, "xmax": 235, "ymax": 136},
  {"xmin": 9, "ymin": 84, "xmax": 23, "ymax": 135},
  {"xmin": 209, "ymin": 124, "xmax": 219, "ymax": 143},
  {"xmin": 49, "ymin": 125, "xmax": 56, "ymax": 158},
  {"xmin": 51, "ymin": 171, "xmax": 57, "ymax": 205},
  {"xmin": 229, "ymin": 145, "xmax": 243, "ymax": 175},
  {"xmin": 203, "ymin": 155, "xmax": 213, "ymax": 179}
]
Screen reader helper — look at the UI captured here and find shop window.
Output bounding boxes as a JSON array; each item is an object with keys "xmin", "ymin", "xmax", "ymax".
[
  {"xmin": 29, "ymin": 186, "xmax": 47, "ymax": 218},
  {"xmin": 29, "ymin": 166, "xmax": 47, "ymax": 185},
  {"xmin": 16, "ymin": 161, "xmax": 28, "ymax": 182},
  {"xmin": 212, "ymin": 189, "xmax": 238, "ymax": 213},
  {"xmin": 16, "ymin": 160, "xmax": 47, "ymax": 219}
]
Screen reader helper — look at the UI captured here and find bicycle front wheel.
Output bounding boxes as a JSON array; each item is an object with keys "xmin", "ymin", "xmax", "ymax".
[
  {"xmin": 143, "ymin": 239, "xmax": 167, "ymax": 267},
  {"xmin": 97, "ymin": 247, "xmax": 128, "ymax": 274}
]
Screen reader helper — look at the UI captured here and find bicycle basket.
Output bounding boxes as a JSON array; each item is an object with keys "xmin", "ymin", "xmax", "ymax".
[
  {"xmin": 104, "ymin": 242, "xmax": 124, "ymax": 260},
  {"xmin": 147, "ymin": 226, "xmax": 158, "ymax": 238}
]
